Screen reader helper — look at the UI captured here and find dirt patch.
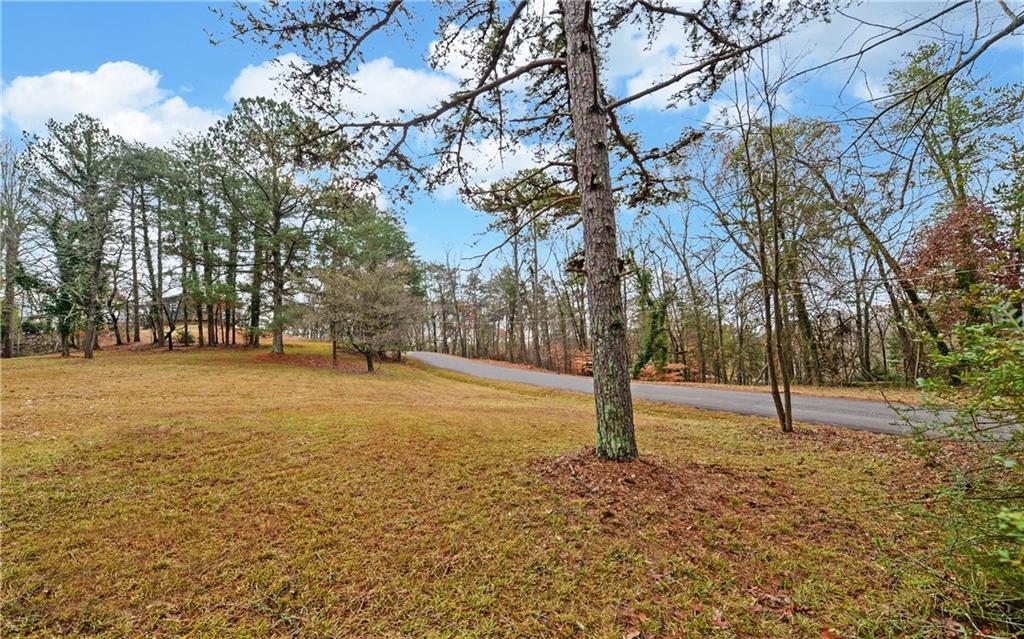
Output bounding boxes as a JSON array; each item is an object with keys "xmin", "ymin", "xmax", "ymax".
[{"xmin": 250, "ymin": 351, "xmax": 365, "ymax": 373}]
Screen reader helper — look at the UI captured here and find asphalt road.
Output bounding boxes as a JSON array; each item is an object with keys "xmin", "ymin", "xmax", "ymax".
[{"xmin": 407, "ymin": 351, "xmax": 933, "ymax": 436}]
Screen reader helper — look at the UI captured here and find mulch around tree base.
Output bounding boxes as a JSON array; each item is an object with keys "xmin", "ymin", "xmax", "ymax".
[{"xmin": 535, "ymin": 448, "xmax": 804, "ymax": 539}]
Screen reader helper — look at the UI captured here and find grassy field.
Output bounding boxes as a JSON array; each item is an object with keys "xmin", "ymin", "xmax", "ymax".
[{"xmin": 2, "ymin": 343, "xmax": 963, "ymax": 638}]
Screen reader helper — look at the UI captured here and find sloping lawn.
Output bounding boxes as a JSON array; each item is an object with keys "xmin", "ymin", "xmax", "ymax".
[{"xmin": 2, "ymin": 343, "xmax": 956, "ymax": 638}]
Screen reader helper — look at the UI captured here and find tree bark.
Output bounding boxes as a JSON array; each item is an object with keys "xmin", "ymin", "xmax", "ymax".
[
  {"xmin": 203, "ymin": 239, "xmax": 216, "ymax": 346},
  {"xmin": 712, "ymin": 273, "xmax": 727, "ymax": 384},
  {"xmin": 510, "ymin": 229, "xmax": 525, "ymax": 363},
  {"xmin": 82, "ymin": 238, "xmax": 104, "ymax": 359},
  {"xmin": 791, "ymin": 276, "xmax": 821, "ymax": 385},
  {"xmin": 265, "ymin": 183, "xmax": 289, "ymax": 353},
  {"xmin": 2, "ymin": 197, "xmax": 18, "ymax": 359},
  {"xmin": 156, "ymin": 200, "xmax": 165, "ymax": 342},
  {"xmin": 140, "ymin": 195, "xmax": 164, "ymax": 345},
  {"xmin": 106, "ymin": 283, "xmax": 123, "ymax": 346},
  {"xmin": 130, "ymin": 188, "xmax": 141, "ymax": 342},
  {"xmin": 331, "ymin": 321, "xmax": 338, "ymax": 368},
  {"xmin": 190, "ymin": 260, "xmax": 202, "ymax": 347},
  {"xmin": 740, "ymin": 128, "xmax": 790, "ymax": 431},
  {"xmin": 562, "ymin": 0, "xmax": 637, "ymax": 460},
  {"xmin": 271, "ymin": 265, "xmax": 284, "ymax": 354},
  {"xmin": 530, "ymin": 231, "xmax": 547, "ymax": 368},
  {"xmin": 249, "ymin": 241, "xmax": 263, "ymax": 347}
]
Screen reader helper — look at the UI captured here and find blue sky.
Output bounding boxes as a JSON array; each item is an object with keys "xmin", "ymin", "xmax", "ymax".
[{"xmin": 3, "ymin": 2, "xmax": 1022, "ymax": 264}]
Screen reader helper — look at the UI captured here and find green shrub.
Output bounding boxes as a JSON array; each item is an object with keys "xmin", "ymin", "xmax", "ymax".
[{"xmin": 909, "ymin": 302, "xmax": 1023, "ymax": 632}]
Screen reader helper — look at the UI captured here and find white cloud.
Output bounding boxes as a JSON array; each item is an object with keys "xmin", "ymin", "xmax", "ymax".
[
  {"xmin": 348, "ymin": 57, "xmax": 458, "ymax": 119},
  {"xmin": 429, "ymin": 1, "xmax": 560, "ymax": 86},
  {"xmin": 772, "ymin": 2, "xmax": 1020, "ymax": 104},
  {"xmin": 429, "ymin": 28, "xmax": 477, "ymax": 82},
  {"xmin": 227, "ymin": 54, "xmax": 459, "ymax": 121},
  {"xmin": 226, "ymin": 53, "xmax": 303, "ymax": 103},
  {"xmin": 604, "ymin": 2, "xmax": 1017, "ymax": 112},
  {"xmin": 604, "ymin": 4, "xmax": 707, "ymax": 111},
  {"xmin": 2, "ymin": 61, "xmax": 220, "ymax": 146}
]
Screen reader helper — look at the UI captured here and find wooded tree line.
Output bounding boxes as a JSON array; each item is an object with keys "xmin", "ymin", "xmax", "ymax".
[
  {"xmin": 3, "ymin": 2, "xmax": 1020, "ymax": 621},
  {"xmin": 2, "ymin": 0, "xmax": 1021, "ymax": 458},
  {"xmin": 215, "ymin": 0, "xmax": 1018, "ymax": 451},
  {"xmin": 413, "ymin": 40, "xmax": 1023, "ymax": 430},
  {"xmin": 0, "ymin": 97, "xmax": 422, "ymax": 370}
]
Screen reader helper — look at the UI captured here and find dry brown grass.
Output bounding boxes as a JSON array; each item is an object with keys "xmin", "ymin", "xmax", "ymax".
[{"xmin": 1, "ymin": 343, "xmax": 959, "ymax": 638}]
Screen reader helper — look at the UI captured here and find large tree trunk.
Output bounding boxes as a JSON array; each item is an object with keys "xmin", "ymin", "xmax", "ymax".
[
  {"xmin": 249, "ymin": 241, "xmax": 263, "ymax": 347},
  {"xmin": 130, "ymin": 189, "xmax": 141, "ymax": 342},
  {"xmin": 270, "ymin": 249, "xmax": 285, "ymax": 355},
  {"xmin": 510, "ymin": 230, "xmax": 523, "ymax": 362},
  {"xmin": 83, "ymin": 241, "xmax": 104, "ymax": 360},
  {"xmin": 193, "ymin": 261, "xmax": 204, "ymax": 347},
  {"xmin": 107, "ymin": 289, "xmax": 123, "ymax": 346},
  {"xmin": 225, "ymin": 215, "xmax": 238, "ymax": 346},
  {"xmin": 271, "ymin": 278, "xmax": 284, "ymax": 354},
  {"xmin": 140, "ymin": 195, "xmax": 164, "ymax": 345},
  {"xmin": 156, "ymin": 201, "xmax": 165, "ymax": 343},
  {"xmin": 530, "ymin": 232, "xmax": 543, "ymax": 367},
  {"xmin": 203, "ymin": 240, "xmax": 216, "ymax": 346},
  {"xmin": 562, "ymin": 0, "xmax": 637, "ymax": 460},
  {"xmin": 791, "ymin": 276, "xmax": 821, "ymax": 385},
  {"xmin": 712, "ymin": 271, "xmax": 727, "ymax": 384},
  {"xmin": 331, "ymin": 321, "xmax": 338, "ymax": 367},
  {"xmin": 430, "ymin": 312, "xmax": 438, "ymax": 351},
  {"xmin": 2, "ymin": 203, "xmax": 17, "ymax": 359}
]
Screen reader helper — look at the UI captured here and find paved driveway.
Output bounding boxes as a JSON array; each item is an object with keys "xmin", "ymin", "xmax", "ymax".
[{"xmin": 407, "ymin": 352, "xmax": 934, "ymax": 435}]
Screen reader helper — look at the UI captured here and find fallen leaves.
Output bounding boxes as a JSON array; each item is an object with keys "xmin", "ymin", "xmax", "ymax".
[{"xmin": 711, "ymin": 607, "xmax": 730, "ymax": 630}]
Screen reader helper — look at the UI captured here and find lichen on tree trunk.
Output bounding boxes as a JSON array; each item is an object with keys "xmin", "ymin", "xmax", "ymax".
[{"xmin": 561, "ymin": 0, "xmax": 637, "ymax": 461}]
